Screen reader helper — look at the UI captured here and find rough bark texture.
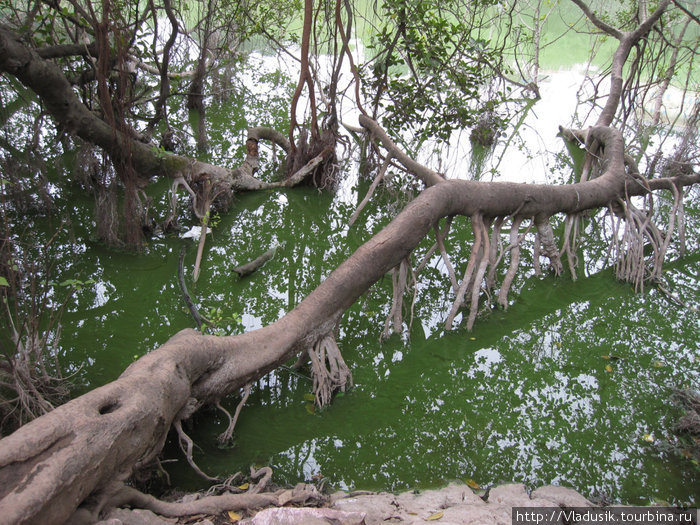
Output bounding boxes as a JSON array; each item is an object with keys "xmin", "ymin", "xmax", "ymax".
[
  {"xmin": 0, "ymin": 1, "xmax": 698, "ymax": 522},
  {"xmin": 0, "ymin": 115, "xmax": 697, "ymax": 523},
  {"xmin": 0, "ymin": 25, "xmax": 305, "ymax": 200}
]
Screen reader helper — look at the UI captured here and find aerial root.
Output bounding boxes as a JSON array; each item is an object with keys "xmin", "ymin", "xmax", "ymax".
[
  {"xmin": 485, "ymin": 217, "xmax": 505, "ymax": 291},
  {"xmin": 173, "ymin": 419, "xmax": 219, "ymax": 481},
  {"xmin": 382, "ymin": 256, "xmax": 415, "ymax": 339},
  {"xmin": 465, "ymin": 216, "xmax": 492, "ymax": 330},
  {"xmin": 440, "ymin": 214, "xmax": 534, "ymax": 329},
  {"xmin": 560, "ymin": 213, "xmax": 581, "ymax": 280},
  {"xmin": 445, "ymin": 214, "xmax": 488, "ymax": 330},
  {"xmin": 163, "ymin": 175, "xmax": 198, "ymax": 231},
  {"xmin": 435, "ymin": 217, "xmax": 459, "ymax": 293},
  {"xmin": 535, "ymin": 217, "xmax": 564, "ymax": 275},
  {"xmin": 216, "ymin": 383, "xmax": 251, "ymax": 445},
  {"xmin": 676, "ymin": 188, "xmax": 686, "ymax": 257},
  {"xmin": 413, "ymin": 217, "xmax": 455, "ymax": 285},
  {"xmin": 349, "ymin": 156, "xmax": 391, "ymax": 227},
  {"xmin": 177, "ymin": 246, "xmax": 209, "ymax": 329},
  {"xmin": 307, "ymin": 334, "xmax": 353, "ymax": 408},
  {"xmin": 610, "ymin": 192, "xmax": 672, "ymax": 292},
  {"xmin": 533, "ymin": 223, "xmax": 542, "ymax": 275},
  {"xmin": 497, "ymin": 216, "xmax": 525, "ymax": 309}
]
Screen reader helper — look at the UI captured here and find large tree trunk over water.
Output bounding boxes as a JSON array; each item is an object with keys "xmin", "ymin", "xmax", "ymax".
[
  {"xmin": 0, "ymin": 115, "xmax": 697, "ymax": 523},
  {"xmin": 0, "ymin": 25, "xmax": 303, "ymax": 199},
  {"xmin": 1, "ymin": 1, "xmax": 697, "ymax": 522}
]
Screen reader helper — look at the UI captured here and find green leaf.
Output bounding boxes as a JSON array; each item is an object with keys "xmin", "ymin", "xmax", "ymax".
[
  {"xmin": 0, "ymin": 276, "xmax": 8, "ymax": 286},
  {"xmin": 303, "ymin": 393, "xmax": 316, "ymax": 402}
]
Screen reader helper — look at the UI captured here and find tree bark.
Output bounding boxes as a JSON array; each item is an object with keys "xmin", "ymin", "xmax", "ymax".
[
  {"xmin": 0, "ymin": 113, "xmax": 697, "ymax": 523},
  {"xmin": 0, "ymin": 25, "xmax": 302, "ymax": 201},
  {"xmin": 1, "ymin": 2, "xmax": 698, "ymax": 522}
]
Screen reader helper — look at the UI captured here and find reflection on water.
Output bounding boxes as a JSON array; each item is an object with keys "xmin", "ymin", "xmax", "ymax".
[
  {"xmin": 152, "ymin": 189, "xmax": 699, "ymax": 504},
  {"xmin": 6, "ymin": 54, "xmax": 697, "ymax": 505},
  {"xmin": 42, "ymin": 140, "xmax": 699, "ymax": 506}
]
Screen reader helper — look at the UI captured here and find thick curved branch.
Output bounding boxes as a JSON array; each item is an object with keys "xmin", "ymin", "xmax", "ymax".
[
  {"xmin": 569, "ymin": 0, "xmax": 623, "ymax": 39},
  {"xmin": 569, "ymin": 0, "xmax": 672, "ymax": 126},
  {"xmin": 0, "ymin": 117, "xmax": 698, "ymax": 523},
  {"xmin": 359, "ymin": 115, "xmax": 445, "ymax": 187}
]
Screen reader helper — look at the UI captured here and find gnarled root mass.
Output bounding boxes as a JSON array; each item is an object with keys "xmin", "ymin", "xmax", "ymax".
[
  {"xmin": 308, "ymin": 334, "xmax": 353, "ymax": 408},
  {"xmin": 77, "ymin": 467, "xmax": 326, "ymax": 524}
]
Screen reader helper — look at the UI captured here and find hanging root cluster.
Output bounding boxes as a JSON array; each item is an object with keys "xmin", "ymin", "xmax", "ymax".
[
  {"xmin": 73, "ymin": 142, "xmax": 154, "ymax": 249},
  {"xmin": 287, "ymin": 128, "xmax": 339, "ymax": 190},
  {"xmin": 443, "ymin": 214, "xmax": 522, "ymax": 331},
  {"xmin": 382, "ymin": 256, "xmax": 417, "ymax": 340},
  {"xmin": 307, "ymin": 334, "xmax": 352, "ymax": 408},
  {"xmin": 607, "ymin": 184, "xmax": 685, "ymax": 293},
  {"xmin": 381, "ymin": 212, "xmax": 556, "ymax": 334}
]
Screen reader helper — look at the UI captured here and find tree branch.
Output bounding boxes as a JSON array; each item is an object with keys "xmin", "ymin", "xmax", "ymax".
[{"xmin": 569, "ymin": 0, "xmax": 623, "ymax": 39}]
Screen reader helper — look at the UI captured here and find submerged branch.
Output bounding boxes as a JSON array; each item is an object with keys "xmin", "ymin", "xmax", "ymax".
[
  {"xmin": 232, "ymin": 243, "xmax": 284, "ymax": 277},
  {"xmin": 178, "ymin": 246, "xmax": 208, "ymax": 329}
]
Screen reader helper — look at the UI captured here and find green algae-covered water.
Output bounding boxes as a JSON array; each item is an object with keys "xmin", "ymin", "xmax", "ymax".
[
  {"xmin": 47, "ymin": 169, "xmax": 699, "ymax": 505},
  {"xmin": 4, "ymin": 45, "xmax": 698, "ymax": 504}
]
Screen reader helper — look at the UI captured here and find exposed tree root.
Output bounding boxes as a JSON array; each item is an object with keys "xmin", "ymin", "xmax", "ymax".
[
  {"xmin": 164, "ymin": 176, "xmax": 198, "ymax": 231},
  {"xmin": 497, "ymin": 217, "xmax": 527, "ymax": 309},
  {"xmin": 174, "ymin": 419, "xmax": 219, "ymax": 482},
  {"xmin": 611, "ymin": 194, "xmax": 667, "ymax": 293},
  {"xmin": 177, "ymin": 246, "xmax": 209, "ymax": 330},
  {"xmin": 307, "ymin": 334, "xmax": 353, "ymax": 408},
  {"xmin": 382, "ymin": 256, "xmax": 415, "ymax": 339},
  {"xmin": 445, "ymin": 214, "xmax": 487, "ymax": 330},
  {"xmin": 109, "ymin": 484, "xmax": 278, "ymax": 518},
  {"xmin": 192, "ymin": 218, "xmax": 208, "ymax": 283},
  {"xmin": 533, "ymin": 227, "xmax": 543, "ymax": 276},
  {"xmin": 433, "ymin": 218, "xmax": 459, "ymax": 294},
  {"xmin": 216, "ymin": 384, "xmax": 251, "ymax": 445},
  {"xmin": 486, "ymin": 217, "xmax": 506, "ymax": 292},
  {"xmin": 535, "ymin": 217, "xmax": 564, "ymax": 276},
  {"xmin": 560, "ymin": 214, "xmax": 581, "ymax": 280}
]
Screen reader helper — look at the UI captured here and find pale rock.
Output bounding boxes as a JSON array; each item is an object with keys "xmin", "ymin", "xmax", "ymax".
[
  {"xmin": 333, "ymin": 493, "xmax": 401, "ymax": 522},
  {"xmin": 531, "ymin": 485, "xmax": 594, "ymax": 507},
  {"xmin": 246, "ymin": 507, "xmax": 366, "ymax": 525}
]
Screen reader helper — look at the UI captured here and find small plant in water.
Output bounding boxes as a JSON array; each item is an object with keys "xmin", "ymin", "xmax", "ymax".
[{"xmin": 202, "ymin": 306, "xmax": 243, "ymax": 336}]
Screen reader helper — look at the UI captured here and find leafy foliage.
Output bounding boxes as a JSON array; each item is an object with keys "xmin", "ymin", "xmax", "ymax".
[{"xmin": 363, "ymin": 0, "xmax": 507, "ymax": 147}]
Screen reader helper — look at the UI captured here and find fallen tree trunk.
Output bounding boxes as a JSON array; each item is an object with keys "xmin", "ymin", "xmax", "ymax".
[
  {"xmin": 1, "ymin": 2, "xmax": 697, "ymax": 521},
  {"xmin": 0, "ymin": 118, "xmax": 697, "ymax": 523}
]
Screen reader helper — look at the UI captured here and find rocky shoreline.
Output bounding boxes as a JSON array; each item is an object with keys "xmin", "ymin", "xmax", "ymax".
[
  {"xmin": 100, "ymin": 482, "xmax": 595, "ymax": 524},
  {"xmin": 245, "ymin": 482, "xmax": 593, "ymax": 524}
]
